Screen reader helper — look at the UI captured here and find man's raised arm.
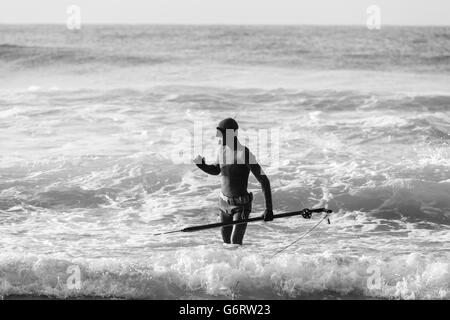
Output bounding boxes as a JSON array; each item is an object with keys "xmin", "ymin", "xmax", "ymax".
[{"xmin": 193, "ymin": 155, "xmax": 221, "ymax": 175}]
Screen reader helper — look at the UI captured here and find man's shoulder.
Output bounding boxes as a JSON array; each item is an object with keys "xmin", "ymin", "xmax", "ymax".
[{"xmin": 242, "ymin": 146, "xmax": 257, "ymax": 165}]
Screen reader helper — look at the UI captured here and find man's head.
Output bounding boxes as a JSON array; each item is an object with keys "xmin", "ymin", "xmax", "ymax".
[{"xmin": 216, "ymin": 118, "xmax": 238, "ymax": 146}]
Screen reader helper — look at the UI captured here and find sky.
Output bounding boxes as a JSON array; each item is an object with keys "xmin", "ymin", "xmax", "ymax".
[{"xmin": 0, "ymin": 0, "xmax": 449, "ymax": 25}]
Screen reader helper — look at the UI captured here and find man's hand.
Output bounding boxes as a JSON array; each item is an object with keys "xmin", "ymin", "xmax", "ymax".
[
  {"xmin": 262, "ymin": 208, "xmax": 274, "ymax": 222},
  {"xmin": 193, "ymin": 155, "xmax": 204, "ymax": 165},
  {"xmin": 193, "ymin": 156, "xmax": 221, "ymax": 175}
]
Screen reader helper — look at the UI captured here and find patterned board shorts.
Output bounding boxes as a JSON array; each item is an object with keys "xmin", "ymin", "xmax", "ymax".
[{"xmin": 218, "ymin": 196, "xmax": 252, "ymax": 219}]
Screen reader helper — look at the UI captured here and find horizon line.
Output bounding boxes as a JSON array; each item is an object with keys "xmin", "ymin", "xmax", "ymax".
[{"xmin": 1, "ymin": 22, "xmax": 449, "ymax": 27}]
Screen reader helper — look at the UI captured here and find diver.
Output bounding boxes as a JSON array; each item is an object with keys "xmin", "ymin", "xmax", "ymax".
[{"xmin": 193, "ymin": 118, "xmax": 273, "ymax": 245}]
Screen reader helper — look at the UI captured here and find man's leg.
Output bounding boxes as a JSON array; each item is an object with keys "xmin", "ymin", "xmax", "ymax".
[
  {"xmin": 231, "ymin": 204, "xmax": 251, "ymax": 245},
  {"xmin": 219, "ymin": 209, "xmax": 233, "ymax": 243}
]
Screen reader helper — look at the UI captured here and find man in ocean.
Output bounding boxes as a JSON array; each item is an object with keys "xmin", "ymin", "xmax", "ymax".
[{"xmin": 193, "ymin": 118, "xmax": 273, "ymax": 245}]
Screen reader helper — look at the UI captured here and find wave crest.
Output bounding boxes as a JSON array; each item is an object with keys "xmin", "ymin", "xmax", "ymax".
[{"xmin": 1, "ymin": 249, "xmax": 448, "ymax": 299}]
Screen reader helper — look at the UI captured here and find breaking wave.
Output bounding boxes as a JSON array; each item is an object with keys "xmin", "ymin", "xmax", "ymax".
[{"xmin": 1, "ymin": 250, "xmax": 448, "ymax": 300}]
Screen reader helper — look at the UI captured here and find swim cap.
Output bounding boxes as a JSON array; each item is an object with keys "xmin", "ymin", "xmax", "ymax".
[{"xmin": 217, "ymin": 118, "xmax": 239, "ymax": 131}]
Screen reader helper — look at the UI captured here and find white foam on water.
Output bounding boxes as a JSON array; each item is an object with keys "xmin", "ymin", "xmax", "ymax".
[{"xmin": 0, "ymin": 249, "xmax": 448, "ymax": 299}]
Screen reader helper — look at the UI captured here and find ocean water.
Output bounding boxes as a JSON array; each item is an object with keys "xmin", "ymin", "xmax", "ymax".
[{"xmin": 0, "ymin": 25, "xmax": 449, "ymax": 300}]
